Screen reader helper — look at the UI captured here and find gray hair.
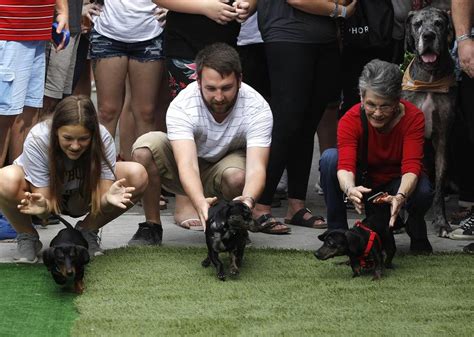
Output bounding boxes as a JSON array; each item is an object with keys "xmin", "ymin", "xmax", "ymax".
[{"xmin": 358, "ymin": 59, "xmax": 403, "ymax": 101}]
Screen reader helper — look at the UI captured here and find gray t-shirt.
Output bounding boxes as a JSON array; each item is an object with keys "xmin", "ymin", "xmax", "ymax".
[
  {"xmin": 14, "ymin": 120, "xmax": 116, "ymax": 196},
  {"xmin": 257, "ymin": 0, "xmax": 337, "ymax": 44}
]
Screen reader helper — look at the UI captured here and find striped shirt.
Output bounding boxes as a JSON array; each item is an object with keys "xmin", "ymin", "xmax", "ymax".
[
  {"xmin": 0, "ymin": 0, "xmax": 55, "ymax": 41},
  {"xmin": 167, "ymin": 81, "xmax": 273, "ymax": 163}
]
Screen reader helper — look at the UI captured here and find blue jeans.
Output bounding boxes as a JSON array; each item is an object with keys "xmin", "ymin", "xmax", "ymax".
[{"xmin": 319, "ymin": 148, "xmax": 434, "ymax": 239}]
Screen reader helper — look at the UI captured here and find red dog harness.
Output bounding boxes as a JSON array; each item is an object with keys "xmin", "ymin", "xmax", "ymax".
[{"xmin": 354, "ymin": 221, "xmax": 382, "ymax": 268}]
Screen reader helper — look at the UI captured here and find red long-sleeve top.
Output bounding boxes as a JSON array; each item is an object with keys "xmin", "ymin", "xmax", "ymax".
[{"xmin": 337, "ymin": 100, "xmax": 425, "ymax": 187}]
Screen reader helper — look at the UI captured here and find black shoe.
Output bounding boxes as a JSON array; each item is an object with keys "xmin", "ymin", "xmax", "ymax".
[
  {"xmin": 409, "ymin": 238, "xmax": 433, "ymax": 255},
  {"xmin": 128, "ymin": 222, "xmax": 163, "ymax": 246}
]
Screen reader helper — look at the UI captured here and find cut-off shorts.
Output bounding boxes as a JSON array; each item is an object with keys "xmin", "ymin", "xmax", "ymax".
[
  {"xmin": 89, "ymin": 29, "xmax": 165, "ymax": 62},
  {"xmin": 0, "ymin": 40, "xmax": 46, "ymax": 115}
]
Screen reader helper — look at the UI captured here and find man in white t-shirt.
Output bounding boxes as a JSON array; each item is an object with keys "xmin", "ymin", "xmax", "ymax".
[{"xmin": 128, "ymin": 42, "xmax": 273, "ymax": 245}]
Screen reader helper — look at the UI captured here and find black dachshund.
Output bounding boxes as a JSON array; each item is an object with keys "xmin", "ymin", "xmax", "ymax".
[
  {"xmin": 314, "ymin": 208, "xmax": 396, "ymax": 280},
  {"xmin": 201, "ymin": 200, "xmax": 252, "ymax": 281},
  {"xmin": 43, "ymin": 215, "xmax": 90, "ymax": 294}
]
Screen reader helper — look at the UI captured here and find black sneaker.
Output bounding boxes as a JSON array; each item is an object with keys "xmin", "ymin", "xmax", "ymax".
[
  {"xmin": 409, "ymin": 238, "xmax": 433, "ymax": 255},
  {"xmin": 128, "ymin": 222, "xmax": 163, "ymax": 246}
]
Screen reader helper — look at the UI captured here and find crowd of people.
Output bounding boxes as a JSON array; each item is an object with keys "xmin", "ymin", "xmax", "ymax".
[{"xmin": 0, "ymin": 0, "xmax": 473, "ymax": 263}]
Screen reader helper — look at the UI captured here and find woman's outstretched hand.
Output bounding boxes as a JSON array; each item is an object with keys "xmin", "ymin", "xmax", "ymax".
[
  {"xmin": 18, "ymin": 192, "xmax": 49, "ymax": 215},
  {"xmin": 106, "ymin": 178, "xmax": 136, "ymax": 209}
]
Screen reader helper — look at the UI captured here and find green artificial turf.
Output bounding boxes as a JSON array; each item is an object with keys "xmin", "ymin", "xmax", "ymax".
[
  {"xmin": 0, "ymin": 264, "xmax": 77, "ymax": 337},
  {"xmin": 71, "ymin": 247, "xmax": 474, "ymax": 337}
]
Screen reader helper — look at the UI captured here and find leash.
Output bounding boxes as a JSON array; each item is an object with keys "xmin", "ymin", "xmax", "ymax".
[{"xmin": 354, "ymin": 221, "xmax": 382, "ymax": 268}]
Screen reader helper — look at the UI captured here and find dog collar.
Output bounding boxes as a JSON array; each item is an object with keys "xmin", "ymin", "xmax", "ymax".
[
  {"xmin": 354, "ymin": 221, "xmax": 381, "ymax": 268},
  {"xmin": 402, "ymin": 59, "xmax": 456, "ymax": 93}
]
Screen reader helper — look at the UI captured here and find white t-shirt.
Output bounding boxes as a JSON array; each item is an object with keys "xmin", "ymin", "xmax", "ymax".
[
  {"xmin": 166, "ymin": 81, "xmax": 273, "ymax": 163},
  {"xmin": 237, "ymin": 13, "xmax": 263, "ymax": 46},
  {"xmin": 14, "ymin": 121, "xmax": 116, "ymax": 194},
  {"xmin": 92, "ymin": 0, "xmax": 163, "ymax": 43}
]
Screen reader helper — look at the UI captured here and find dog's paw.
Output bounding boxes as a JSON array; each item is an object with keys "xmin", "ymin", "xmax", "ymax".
[
  {"xmin": 217, "ymin": 272, "xmax": 226, "ymax": 281},
  {"xmin": 438, "ymin": 227, "xmax": 450, "ymax": 238},
  {"xmin": 384, "ymin": 262, "xmax": 394, "ymax": 269},
  {"xmin": 229, "ymin": 267, "xmax": 240, "ymax": 276},
  {"xmin": 201, "ymin": 257, "xmax": 211, "ymax": 268}
]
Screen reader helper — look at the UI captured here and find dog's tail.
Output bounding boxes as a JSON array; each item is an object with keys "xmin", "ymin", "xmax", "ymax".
[{"xmin": 54, "ymin": 214, "xmax": 74, "ymax": 229}]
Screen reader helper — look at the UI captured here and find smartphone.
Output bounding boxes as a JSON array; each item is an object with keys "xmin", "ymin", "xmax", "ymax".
[
  {"xmin": 367, "ymin": 191, "xmax": 385, "ymax": 203},
  {"xmin": 51, "ymin": 22, "xmax": 70, "ymax": 48}
]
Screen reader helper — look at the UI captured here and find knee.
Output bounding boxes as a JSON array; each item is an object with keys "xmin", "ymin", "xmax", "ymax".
[
  {"xmin": 221, "ymin": 168, "xmax": 245, "ymax": 198},
  {"xmin": 132, "ymin": 147, "xmax": 154, "ymax": 168},
  {"xmin": 409, "ymin": 175, "xmax": 434, "ymax": 212},
  {"xmin": 136, "ymin": 104, "xmax": 156, "ymax": 124},
  {"xmin": 98, "ymin": 103, "xmax": 120, "ymax": 124},
  {"xmin": 0, "ymin": 167, "xmax": 24, "ymax": 201},
  {"xmin": 319, "ymin": 148, "xmax": 338, "ymax": 174},
  {"xmin": 123, "ymin": 162, "xmax": 148, "ymax": 195}
]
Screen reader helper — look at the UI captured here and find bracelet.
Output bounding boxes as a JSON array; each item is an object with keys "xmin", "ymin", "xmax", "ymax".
[
  {"xmin": 456, "ymin": 34, "xmax": 472, "ymax": 43},
  {"xmin": 396, "ymin": 192, "xmax": 407, "ymax": 199},
  {"xmin": 338, "ymin": 6, "xmax": 347, "ymax": 18},
  {"xmin": 330, "ymin": 1, "xmax": 339, "ymax": 18}
]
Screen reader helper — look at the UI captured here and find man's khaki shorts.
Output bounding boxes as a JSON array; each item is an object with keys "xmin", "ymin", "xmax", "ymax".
[{"xmin": 132, "ymin": 131, "xmax": 245, "ymax": 199}]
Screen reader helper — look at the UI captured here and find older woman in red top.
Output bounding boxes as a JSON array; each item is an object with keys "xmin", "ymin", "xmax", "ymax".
[{"xmin": 319, "ymin": 59, "xmax": 433, "ymax": 254}]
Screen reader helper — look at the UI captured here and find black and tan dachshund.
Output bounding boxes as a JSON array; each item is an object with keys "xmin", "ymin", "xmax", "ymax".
[
  {"xmin": 201, "ymin": 200, "xmax": 252, "ymax": 281},
  {"xmin": 43, "ymin": 215, "xmax": 90, "ymax": 294},
  {"xmin": 315, "ymin": 207, "xmax": 396, "ymax": 280}
]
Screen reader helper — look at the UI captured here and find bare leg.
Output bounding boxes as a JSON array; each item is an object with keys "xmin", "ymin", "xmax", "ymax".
[
  {"xmin": 0, "ymin": 115, "xmax": 15, "ymax": 167},
  {"xmin": 128, "ymin": 59, "xmax": 164, "ymax": 137},
  {"xmin": 94, "ymin": 57, "xmax": 128, "ymax": 137},
  {"xmin": 0, "ymin": 165, "xmax": 36, "ymax": 235},
  {"xmin": 316, "ymin": 104, "xmax": 338, "ymax": 153},
  {"xmin": 118, "ymin": 77, "xmax": 135, "ymax": 161},
  {"xmin": 79, "ymin": 161, "xmax": 148, "ymax": 230},
  {"xmin": 9, "ymin": 107, "xmax": 39, "ymax": 163}
]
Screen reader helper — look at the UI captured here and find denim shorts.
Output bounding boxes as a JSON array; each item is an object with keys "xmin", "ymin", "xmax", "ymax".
[
  {"xmin": 0, "ymin": 40, "xmax": 46, "ymax": 115},
  {"xmin": 89, "ymin": 29, "xmax": 164, "ymax": 62}
]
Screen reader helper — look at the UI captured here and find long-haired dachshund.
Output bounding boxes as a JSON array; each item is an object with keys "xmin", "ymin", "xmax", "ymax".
[{"xmin": 43, "ymin": 215, "xmax": 90, "ymax": 294}]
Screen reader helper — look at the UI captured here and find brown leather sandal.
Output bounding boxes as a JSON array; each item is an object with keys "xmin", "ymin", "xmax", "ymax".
[
  {"xmin": 284, "ymin": 208, "xmax": 327, "ymax": 229},
  {"xmin": 253, "ymin": 214, "xmax": 291, "ymax": 234}
]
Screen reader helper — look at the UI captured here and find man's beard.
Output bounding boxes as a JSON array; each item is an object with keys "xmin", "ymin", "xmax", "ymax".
[{"xmin": 201, "ymin": 90, "xmax": 238, "ymax": 117}]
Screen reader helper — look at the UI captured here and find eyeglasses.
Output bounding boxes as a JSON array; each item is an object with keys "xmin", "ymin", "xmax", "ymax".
[{"xmin": 363, "ymin": 102, "xmax": 396, "ymax": 114}]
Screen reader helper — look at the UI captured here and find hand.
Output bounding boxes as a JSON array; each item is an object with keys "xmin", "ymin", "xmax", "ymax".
[
  {"xmin": 196, "ymin": 197, "xmax": 218, "ymax": 231},
  {"xmin": 232, "ymin": 1, "xmax": 251, "ymax": 23},
  {"xmin": 83, "ymin": 3, "xmax": 102, "ymax": 22},
  {"xmin": 232, "ymin": 195, "xmax": 254, "ymax": 209},
  {"xmin": 345, "ymin": 0, "xmax": 358, "ymax": 18},
  {"xmin": 154, "ymin": 7, "xmax": 168, "ymax": 27},
  {"xmin": 458, "ymin": 39, "xmax": 474, "ymax": 78},
  {"xmin": 54, "ymin": 13, "xmax": 69, "ymax": 51},
  {"xmin": 105, "ymin": 178, "xmax": 136, "ymax": 209},
  {"xmin": 345, "ymin": 185, "xmax": 372, "ymax": 214},
  {"xmin": 203, "ymin": 0, "xmax": 238, "ymax": 25},
  {"xmin": 373, "ymin": 193, "xmax": 406, "ymax": 227},
  {"xmin": 17, "ymin": 192, "xmax": 49, "ymax": 216}
]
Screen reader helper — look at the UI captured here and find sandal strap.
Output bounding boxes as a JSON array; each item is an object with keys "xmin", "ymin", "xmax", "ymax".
[{"xmin": 255, "ymin": 214, "xmax": 278, "ymax": 230}]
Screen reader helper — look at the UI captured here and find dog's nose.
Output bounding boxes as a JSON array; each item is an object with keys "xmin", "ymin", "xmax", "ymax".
[{"xmin": 422, "ymin": 31, "xmax": 436, "ymax": 42}]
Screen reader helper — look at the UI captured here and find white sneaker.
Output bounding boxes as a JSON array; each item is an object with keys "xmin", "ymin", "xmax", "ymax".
[{"xmin": 13, "ymin": 233, "xmax": 42, "ymax": 264}]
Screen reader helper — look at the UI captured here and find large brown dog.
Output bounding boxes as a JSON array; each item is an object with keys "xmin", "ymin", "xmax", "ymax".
[{"xmin": 402, "ymin": 7, "xmax": 456, "ymax": 237}]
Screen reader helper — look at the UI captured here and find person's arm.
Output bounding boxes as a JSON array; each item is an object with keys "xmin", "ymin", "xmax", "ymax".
[
  {"xmin": 452, "ymin": 0, "xmax": 474, "ymax": 78},
  {"xmin": 234, "ymin": 146, "xmax": 269, "ymax": 209},
  {"xmin": 170, "ymin": 139, "xmax": 215, "ymax": 228},
  {"xmin": 154, "ymin": 0, "xmax": 238, "ymax": 24},
  {"xmin": 337, "ymin": 169, "xmax": 371, "ymax": 214},
  {"xmin": 286, "ymin": 0, "xmax": 357, "ymax": 18},
  {"xmin": 99, "ymin": 178, "xmax": 136, "ymax": 212},
  {"xmin": 54, "ymin": 0, "xmax": 69, "ymax": 50},
  {"xmin": 18, "ymin": 187, "xmax": 53, "ymax": 219}
]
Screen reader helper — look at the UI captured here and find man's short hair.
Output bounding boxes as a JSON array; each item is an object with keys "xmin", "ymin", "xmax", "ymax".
[{"xmin": 195, "ymin": 43, "xmax": 242, "ymax": 79}]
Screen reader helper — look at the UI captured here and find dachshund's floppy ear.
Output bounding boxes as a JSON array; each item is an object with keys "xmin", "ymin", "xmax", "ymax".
[
  {"xmin": 76, "ymin": 246, "xmax": 90, "ymax": 265},
  {"xmin": 405, "ymin": 11, "xmax": 416, "ymax": 53},
  {"xmin": 42, "ymin": 248, "xmax": 56, "ymax": 270},
  {"xmin": 318, "ymin": 230, "xmax": 330, "ymax": 242},
  {"xmin": 345, "ymin": 231, "xmax": 364, "ymax": 255}
]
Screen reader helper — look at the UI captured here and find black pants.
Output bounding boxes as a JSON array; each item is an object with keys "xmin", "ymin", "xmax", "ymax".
[
  {"xmin": 258, "ymin": 41, "xmax": 341, "ymax": 205},
  {"xmin": 237, "ymin": 43, "xmax": 270, "ymax": 100}
]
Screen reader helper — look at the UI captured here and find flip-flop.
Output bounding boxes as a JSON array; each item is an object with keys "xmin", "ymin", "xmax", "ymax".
[
  {"xmin": 176, "ymin": 219, "xmax": 203, "ymax": 231},
  {"xmin": 284, "ymin": 208, "xmax": 327, "ymax": 229}
]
